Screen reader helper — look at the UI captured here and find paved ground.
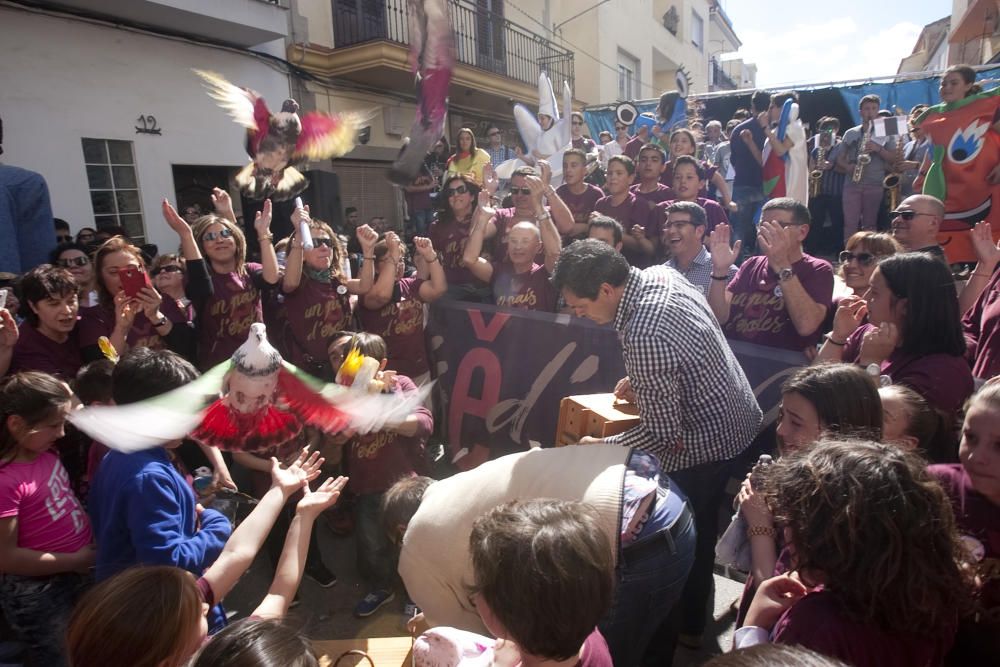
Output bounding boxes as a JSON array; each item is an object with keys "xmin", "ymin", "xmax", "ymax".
[{"xmin": 224, "ymin": 510, "xmax": 744, "ymax": 666}]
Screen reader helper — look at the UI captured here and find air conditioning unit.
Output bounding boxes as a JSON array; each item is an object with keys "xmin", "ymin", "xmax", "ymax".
[{"xmin": 383, "ymin": 106, "xmax": 405, "ymax": 137}]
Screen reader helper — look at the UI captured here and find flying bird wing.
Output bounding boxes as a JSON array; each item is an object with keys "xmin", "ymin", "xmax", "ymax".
[
  {"xmin": 292, "ymin": 111, "xmax": 366, "ymax": 162},
  {"xmin": 389, "ymin": 0, "xmax": 454, "ymax": 185},
  {"xmin": 193, "ymin": 69, "xmax": 261, "ymax": 130},
  {"xmin": 67, "ymin": 362, "xmax": 230, "ymax": 452}
]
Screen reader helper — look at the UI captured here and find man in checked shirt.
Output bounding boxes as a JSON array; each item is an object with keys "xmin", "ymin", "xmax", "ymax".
[{"xmin": 553, "ymin": 239, "xmax": 762, "ymax": 664}]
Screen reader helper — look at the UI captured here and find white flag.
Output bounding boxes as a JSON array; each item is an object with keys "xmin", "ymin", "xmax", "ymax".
[{"xmin": 871, "ymin": 116, "xmax": 909, "ymax": 138}]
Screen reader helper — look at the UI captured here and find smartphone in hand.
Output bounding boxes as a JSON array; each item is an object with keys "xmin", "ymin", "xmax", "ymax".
[{"xmin": 119, "ymin": 266, "xmax": 152, "ymax": 298}]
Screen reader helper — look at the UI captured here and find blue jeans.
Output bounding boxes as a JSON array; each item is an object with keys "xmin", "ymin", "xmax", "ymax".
[
  {"xmin": 732, "ymin": 185, "xmax": 764, "ymax": 257},
  {"xmin": 355, "ymin": 492, "xmax": 395, "ymax": 590},
  {"xmin": 409, "ymin": 208, "xmax": 435, "ymax": 237},
  {"xmin": 0, "ymin": 571, "xmax": 89, "ymax": 667},
  {"xmin": 598, "ymin": 502, "xmax": 696, "ymax": 667}
]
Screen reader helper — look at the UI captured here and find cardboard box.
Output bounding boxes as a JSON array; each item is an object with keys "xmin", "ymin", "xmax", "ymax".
[{"xmin": 556, "ymin": 393, "xmax": 640, "ymax": 446}]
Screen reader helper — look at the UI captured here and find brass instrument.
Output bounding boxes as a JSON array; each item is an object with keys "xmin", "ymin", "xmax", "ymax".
[
  {"xmin": 809, "ymin": 143, "xmax": 826, "ymax": 197},
  {"xmin": 852, "ymin": 121, "xmax": 872, "ymax": 183},
  {"xmin": 883, "ymin": 136, "xmax": 905, "ymax": 211}
]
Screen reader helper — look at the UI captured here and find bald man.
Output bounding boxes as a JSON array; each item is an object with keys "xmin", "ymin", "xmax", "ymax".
[
  {"xmin": 463, "ymin": 173, "xmax": 563, "ymax": 312},
  {"xmin": 890, "ymin": 194, "xmax": 945, "ymax": 260}
]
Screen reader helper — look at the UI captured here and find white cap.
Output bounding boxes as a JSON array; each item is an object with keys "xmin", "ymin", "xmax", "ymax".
[{"xmin": 537, "ymin": 72, "xmax": 557, "ymax": 120}]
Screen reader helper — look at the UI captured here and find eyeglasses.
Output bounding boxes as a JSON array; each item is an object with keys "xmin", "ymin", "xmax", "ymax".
[
  {"xmin": 446, "ymin": 185, "xmax": 469, "ymax": 197},
  {"xmin": 838, "ymin": 251, "xmax": 878, "ymax": 267},
  {"xmin": 151, "ymin": 265, "xmax": 183, "ymax": 277},
  {"xmin": 664, "ymin": 220, "xmax": 694, "ymax": 230},
  {"xmin": 510, "ymin": 187, "xmax": 532, "ymax": 196},
  {"xmin": 202, "ymin": 228, "xmax": 234, "ymax": 242},
  {"xmin": 312, "ymin": 237, "xmax": 335, "ymax": 248},
  {"xmin": 57, "ymin": 256, "xmax": 89, "ymax": 268},
  {"xmin": 890, "ymin": 210, "xmax": 933, "ymax": 221}
]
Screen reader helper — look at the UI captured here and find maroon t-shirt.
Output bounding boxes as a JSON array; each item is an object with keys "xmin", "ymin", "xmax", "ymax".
[
  {"xmin": 357, "ymin": 277, "xmax": 429, "ymax": 379},
  {"xmin": 843, "ymin": 324, "xmax": 974, "ymax": 417},
  {"xmin": 725, "ymin": 254, "xmax": 834, "ymax": 350},
  {"xmin": 929, "ymin": 463, "xmax": 1000, "ymax": 662},
  {"xmin": 78, "ymin": 302, "xmax": 165, "ymax": 352},
  {"xmin": 428, "ymin": 218, "xmax": 486, "ymax": 288},
  {"xmin": 491, "ymin": 262, "xmax": 556, "ymax": 312},
  {"xmin": 556, "ymin": 183, "xmax": 604, "ymax": 233},
  {"xmin": 345, "ymin": 375, "xmax": 432, "ymax": 495},
  {"xmin": 280, "ymin": 273, "xmax": 352, "ymax": 367},
  {"xmin": 594, "ymin": 193, "xmax": 655, "ymax": 268},
  {"xmin": 630, "ymin": 183, "xmax": 675, "ymax": 214},
  {"xmin": 623, "ymin": 135, "xmax": 645, "ymax": 160},
  {"xmin": 660, "ymin": 159, "xmax": 719, "ymax": 196},
  {"xmin": 197, "ymin": 263, "xmax": 267, "ymax": 370},
  {"xmin": 962, "ymin": 267, "xmax": 1000, "ymax": 379},
  {"xmin": 10, "ymin": 321, "xmax": 82, "ymax": 381},
  {"xmin": 772, "ymin": 590, "xmax": 955, "ymax": 667}
]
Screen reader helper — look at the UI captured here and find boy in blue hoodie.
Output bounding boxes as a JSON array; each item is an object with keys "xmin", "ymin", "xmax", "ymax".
[{"xmin": 88, "ymin": 348, "xmax": 231, "ymax": 630}]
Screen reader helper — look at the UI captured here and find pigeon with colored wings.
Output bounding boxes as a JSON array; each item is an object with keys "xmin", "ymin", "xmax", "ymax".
[
  {"xmin": 194, "ymin": 69, "xmax": 365, "ymax": 201},
  {"xmin": 388, "ymin": 0, "xmax": 454, "ymax": 185},
  {"xmin": 68, "ymin": 324, "xmax": 429, "ymax": 454}
]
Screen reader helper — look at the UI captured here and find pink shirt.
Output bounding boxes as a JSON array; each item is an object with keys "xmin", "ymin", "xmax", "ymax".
[{"xmin": 0, "ymin": 451, "xmax": 92, "ymax": 553}]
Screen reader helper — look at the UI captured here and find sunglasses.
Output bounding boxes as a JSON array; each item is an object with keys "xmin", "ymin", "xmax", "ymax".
[
  {"xmin": 152, "ymin": 265, "xmax": 183, "ymax": 277},
  {"xmin": 890, "ymin": 210, "xmax": 931, "ymax": 221},
  {"xmin": 446, "ymin": 185, "xmax": 469, "ymax": 197},
  {"xmin": 312, "ymin": 237, "xmax": 335, "ymax": 248},
  {"xmin": 202, "ymin": 228, "xmax": 234, "ymax": 242},
  {"xmin": 58, "ymin": 256, "xmax": 90, "ymax": 268},
  {"xmin": 510, "ymin": 187, "xmax": 532, "ymax": 196},
  {"xmin": 838, "ymin": 251, "xmax": 877, "ymax": 267}
]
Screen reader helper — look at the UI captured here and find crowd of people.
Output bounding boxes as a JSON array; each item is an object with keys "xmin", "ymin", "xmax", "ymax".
[{"xmin": 0, "ymin": 62, "xmax": 997, "ymax": 667}]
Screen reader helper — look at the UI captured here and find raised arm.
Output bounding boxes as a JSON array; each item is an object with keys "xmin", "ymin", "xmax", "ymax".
[
  {"xmin": 0, "ymin": 309, "xmax": 17, "ymax": 378},
  {"xmin": 162, "ymin": 199, "xmax": 203, "ymax": 261},
  {"xmin": 211, "ymin": 187, "xmax": 238, "ymax": 225},
  {"xmin": 281, "ymin": 206, "xmax": 309, "ymax": 294},
  {"xmin": 814, "ymin": 296, "xmax": 867, "ymax": 364},
  {"xmin": 537, "ymin": 161, "xmax": 574, "ymax": 235},
  {"xmin": 413, "ymin": 237, "xmax": 447, "ymax": 302},
  {"xmin": 251, "ymin": 476, "xmax": 348, "ymax": 619},
  {"xmin": 527, "ymin": 175, "xmax": 562, "ymax": 274},
  {"xmin": 461, "ymin": 192, "xmax": 495, "ymax": 283},
  {"xmin": 959, "ymin": 222, "xmax": 1000, "ymax": 313},
  {"xmin": 362, "ymin": 233, "xmax": 401, "ymax": 311},
  {"xmin": 202, "ymin": 451, "xmax": 323, "ymax": 603},
  {"xmin": 707, "ymin": 224, "xmax": 740, "ymax": 325},
  {"xmin": 254, "ymin": 200, "xmax": 280, "ymax": 285},
  {"xmin": 345, "ymin": 225, "xmax": 378, "ymax": 295}
]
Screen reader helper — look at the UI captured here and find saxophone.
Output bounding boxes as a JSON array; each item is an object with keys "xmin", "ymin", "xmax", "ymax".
[
  {"xmin": 809, "ymin": 143, "xmax": 826, "ymax": 197},
  {"xmin": 852, "ymin": 122, "xmax": 872, "ymax": 183},
  {"xmin": 883, "ymin": 138, "xmax": 905, "ymax": 211}
]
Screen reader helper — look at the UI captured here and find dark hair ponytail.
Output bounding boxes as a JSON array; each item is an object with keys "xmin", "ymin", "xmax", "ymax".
[{"xmin": 0, "ymin": 372, "xmax": 73, "ymax": 465}]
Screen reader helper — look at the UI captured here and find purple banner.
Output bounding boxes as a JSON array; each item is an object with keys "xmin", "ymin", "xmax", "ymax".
[{"xmin": 426, "ymin": 301, "xmax": 807, "ymax": 469}]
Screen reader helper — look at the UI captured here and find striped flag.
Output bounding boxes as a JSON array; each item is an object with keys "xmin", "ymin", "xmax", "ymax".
[{"xmin": 871, "ymin": 116, "xmax": 909, "ymax": 138}]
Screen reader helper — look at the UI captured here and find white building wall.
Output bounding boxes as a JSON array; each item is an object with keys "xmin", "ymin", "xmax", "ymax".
[{"xmin": 0, "ymin": 7, "xmax": 290, "ymax": 251}]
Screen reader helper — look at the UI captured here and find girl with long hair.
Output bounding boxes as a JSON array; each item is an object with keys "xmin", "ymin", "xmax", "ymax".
[
  {"xmin": 428, "ymin": 174, "xmax": 493, "ymax": 302},
  {"xmin": 445, "ymin": 128, "xmax": 491, "ymax": 186}
]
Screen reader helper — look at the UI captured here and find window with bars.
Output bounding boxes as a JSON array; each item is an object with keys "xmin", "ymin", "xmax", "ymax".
[
  {"xmin": 618, "ymin": 50, "xmax": 639, "ymax": 101},
  {"xmin": 81, "ymin": 138, "xmax": 145, "ymax": 242}
]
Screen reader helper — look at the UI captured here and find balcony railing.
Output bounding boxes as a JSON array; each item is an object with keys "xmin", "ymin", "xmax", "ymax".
[
  {"xmin": 332, "ymin": 0, "xmax": 575, "ymax": 93},
  {"xmin": 709, "ymin": 58, "xmax": 737, "ymax": 90}
]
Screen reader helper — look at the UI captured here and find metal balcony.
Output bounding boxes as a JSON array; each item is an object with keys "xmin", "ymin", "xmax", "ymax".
[{"xmin": 331, "ymin": 0, "xmax": 575, "ymax": 92}]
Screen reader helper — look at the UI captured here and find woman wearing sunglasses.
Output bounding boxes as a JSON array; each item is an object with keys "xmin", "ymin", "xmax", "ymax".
[
  {"xmin": 280, "ymin": 208, "xmax": 377, "ymax": 379},
  {"xmin": 429, "ymin": 174, "xmax": 494, "ymax": 303},
  {"xmin": 51, "ymin": 242, "xmax": 99, "ymax": 307},
  {"xmin": 188, "ymin": 192, "xmax": 279, "ymax": 370}
]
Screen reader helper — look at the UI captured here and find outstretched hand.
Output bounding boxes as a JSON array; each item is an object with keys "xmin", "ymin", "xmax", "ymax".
[
  {"xmin": 708, "ymin": 224, "xmax": 741, "ymax": 272},
  {"xmin": 161, "ymin": 199, "xmax": 192, "ymax": 237},
  {"xmin": 296, "ymin": 475, "xmax": 349, "ymax": 518},
  {"xmin": 271, "ymin": 448, "xmax": 324, "ymax": 497}
]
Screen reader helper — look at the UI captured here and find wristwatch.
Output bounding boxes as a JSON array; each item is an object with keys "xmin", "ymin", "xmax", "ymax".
[{"xmin": 777, "ymin": 267, "xmax": 794, "ymax": 282}]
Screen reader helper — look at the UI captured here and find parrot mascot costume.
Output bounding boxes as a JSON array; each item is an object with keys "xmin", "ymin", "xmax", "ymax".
[
  {"xmin": 69, "ymin": 324, "xmax": 428, "ymax": 454},
  {"xmin": 915, "ymin": 86, "xmax": 1000, "ymax": 263}
]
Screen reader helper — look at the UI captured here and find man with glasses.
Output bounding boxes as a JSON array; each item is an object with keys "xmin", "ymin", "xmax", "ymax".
[
  {"xmin": 487, "ymin": 163, "xmax": 575, "ymax": 263},
  {"xmin": 708, "ymin": 197, "xmax": 833, "ymax": 353},
  {"xmin": 663, "ymin": 202, "xmax": 736, "ymax": 317},
  {"xmin": 890, "ymin": 194, "xmax": 945, "ymax": 259}
]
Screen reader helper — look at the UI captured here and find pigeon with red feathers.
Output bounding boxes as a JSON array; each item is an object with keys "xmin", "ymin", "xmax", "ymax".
[
  {"xmin": 194, "ymin": 69, "xmax": 365, "ymax": 201},
  {"xmin": 68, "ymin": 324, "xmax": 429, "ymax": 454}
]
